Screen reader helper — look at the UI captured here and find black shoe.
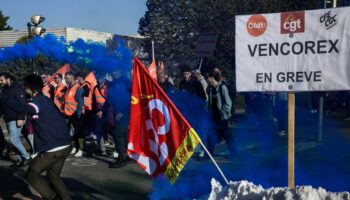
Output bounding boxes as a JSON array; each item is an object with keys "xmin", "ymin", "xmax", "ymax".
[
  {"xmin": 109, "ymin": 158, "xmax": 127, "ymax": 168},
  {"xmin": 125, "ymin": 157, "xmax": 134, "ymax": 163}
]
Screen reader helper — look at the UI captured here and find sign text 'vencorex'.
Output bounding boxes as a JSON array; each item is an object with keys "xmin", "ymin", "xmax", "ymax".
[{"xmin": 236, "ymin": 7, "xmax": 350, "ymax": 92}]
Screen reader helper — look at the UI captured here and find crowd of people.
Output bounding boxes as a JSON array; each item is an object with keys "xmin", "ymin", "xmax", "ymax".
[
  {"xmin": 1, "ymin": 61, "xmax": 347, "ymax": 199},
  {"xmin": 0, "ymin": 63, "xmax": 237, "ymax": 168},
  {"xmin": 0, "ymin": 69, "xmax": 132, "ymax": 199}
]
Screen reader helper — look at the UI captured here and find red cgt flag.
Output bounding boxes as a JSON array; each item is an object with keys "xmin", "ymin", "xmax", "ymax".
[
  {"xmin": 128, "ymin": 57, "xmax": 201, "ymax": 183},
  {"xmin": 148, "ymin": 59, "xmax": 157, "ymax": 80}
]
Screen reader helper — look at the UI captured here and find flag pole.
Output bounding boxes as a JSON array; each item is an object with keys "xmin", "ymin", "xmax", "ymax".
[
  {"xmin": 152, "ymin": 41, "xmax": 155, "ymax": 61},
  {"xmin": 199, "ymin": 58, "xmax": 203, "ymax": 71},
  {"xmin": 199, "ymin": 140, "xmax": 229, "ymax": 185}
]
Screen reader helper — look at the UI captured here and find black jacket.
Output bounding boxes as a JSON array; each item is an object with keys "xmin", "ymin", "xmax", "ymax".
[
  {"xmin": 1, "ymin": 83, "xmax": 26, "ymax": 123},
  {"xmin": 179, "ymin": 79, "xmax": 206, "ymax": 100},
  {"xmin": 1, "ymin": 93, "xmax": 71, "ymax": 153},
  {"xmin": 158, "ymin": 80, "xmax": 174, "ymax": 94}
]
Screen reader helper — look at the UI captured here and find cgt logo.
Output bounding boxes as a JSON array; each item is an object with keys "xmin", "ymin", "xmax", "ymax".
[
  {"xmin": 128, "ymin": 98, "xmax": 171, "ymax": 175},
  {"xmin": 247, "ymin": 15, "xmax": 267, "ymax": 37},
  {"xmin": 281, "ymin": 11, "xmax": 305, "ymax": 34}
]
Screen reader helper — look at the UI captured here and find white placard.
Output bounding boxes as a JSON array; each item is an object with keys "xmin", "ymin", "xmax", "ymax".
[{"xmin": 235, "ymin": 7, "xmax": 350, "ymax": 92}]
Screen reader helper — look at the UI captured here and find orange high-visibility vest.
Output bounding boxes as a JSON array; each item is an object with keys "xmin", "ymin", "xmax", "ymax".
[
  {"xmin": 94, "ymin": 84, "xmax": 108, "ymax": 110},
  {"xmin": 81, "ymin": 82, "xmax": 93, "ymax": 111},
  {"xmin": 42, "ymin": 83, "xmax": 52, "ymax": 98},
  {"xmin": 54, "ymin": 84, "xmax": 66, "ymax": 112},
  {"xmin": 64, "ymin": 84, "xmax": 80, "ymax": 116},
  {"xmin": 83, "ymin": 72, "xmax": 97, "ymax": 111}
]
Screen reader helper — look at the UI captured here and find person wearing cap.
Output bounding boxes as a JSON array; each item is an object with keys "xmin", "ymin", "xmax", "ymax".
[
  {"xmin": 1, "ymin": 74, "xmax": 72, "ymax": 200},
  {"xmin": 178, "ymin": 64, "xmax": 206, "ymax": 100}
]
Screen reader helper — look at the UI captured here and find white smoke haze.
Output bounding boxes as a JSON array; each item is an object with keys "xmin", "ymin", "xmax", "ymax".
[{"xmin": 197, "ymin": 178, "xmax": 350, "ymax": 200}]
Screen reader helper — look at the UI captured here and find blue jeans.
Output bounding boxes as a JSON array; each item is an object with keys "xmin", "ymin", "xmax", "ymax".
[{"xmin": 7, "ymin": 121, "xmax": 30, "ymax": 161}]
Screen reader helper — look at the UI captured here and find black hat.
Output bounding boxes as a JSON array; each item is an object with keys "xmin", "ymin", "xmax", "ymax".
[
  {"xmin": 23, "ymin": 74, "xmax": 43, "ymax": 93},
  {"xmin": 180, "ymin": 64, "xmax": 192, "ymax": 73}
]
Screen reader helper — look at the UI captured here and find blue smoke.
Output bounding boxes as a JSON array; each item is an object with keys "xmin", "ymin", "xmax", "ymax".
[
  {"xmin": 149, "ymin": 92, "xmax": 350, "ymax": 199},
  {"xmin": 167, "ymin": 91, "xmax": 211, "ymax": 139},
  {"xmin": 0, "ymin": 34, "xmax": 132, "ymax": 73}
]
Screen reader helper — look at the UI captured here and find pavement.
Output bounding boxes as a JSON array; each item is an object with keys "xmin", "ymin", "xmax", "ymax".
[
  {"xmin": 0, "ymin": 153, "xmax": 152, "ymax": 200},
  {"xmin": 0, "ymin": 107, "xmax": 350, "ymax": 199},
  {"xmin": 0, "ymin": 117, "xmax": 151, "ymax": 200}
]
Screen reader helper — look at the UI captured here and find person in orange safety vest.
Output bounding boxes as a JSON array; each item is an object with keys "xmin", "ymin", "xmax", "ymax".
[
  {"xmin": 92, "ymin": 75, "xmax": 110, "ymax": 155},
  {"xmin": 76, "ymin": 73, "xmax": 98, "ymax": 155},
  {"xmin": 52, "ymin": 73, "xmax": 67, "ymax": 112},
  {"xmin": 64, "ymin": 72, "xmax": 84, "ymax": 158}
]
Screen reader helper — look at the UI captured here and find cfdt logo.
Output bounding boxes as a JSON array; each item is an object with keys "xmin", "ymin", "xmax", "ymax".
[
  {"xmin": 320, "ymin": 10, "xmax": 337, "ymax": 30},
  {"xmin": 247, "ymin": 15, "xmax": 267, "ymax": 37},
  {"xmin": 281, "ymin": 11, "xmax": 305, "ymax": 34}
]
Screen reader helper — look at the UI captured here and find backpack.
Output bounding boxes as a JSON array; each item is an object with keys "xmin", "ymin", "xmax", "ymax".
[
  {"xmin": 218, "ymin": 81, "xmax": 230, "ymax": 105},
  {"xmin": 219, "ymin": 80, "xmax": 235, "ymax": 115}
]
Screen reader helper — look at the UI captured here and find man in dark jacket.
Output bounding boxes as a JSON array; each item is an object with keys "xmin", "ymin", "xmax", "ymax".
[
  {"xmin": 178, "ymin": 64, "xmax": 206, "ymax": 100},
  {"xmin": 107, "ymin": 70, "xmax": 131, "ymax": 168},
  {"xmin": 0, "ymin": 72, "xmax": 30, "ymax": 167},
  {"xmin": 1, "ymin": 74, "xmax": 72, "ymax": 200}
]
